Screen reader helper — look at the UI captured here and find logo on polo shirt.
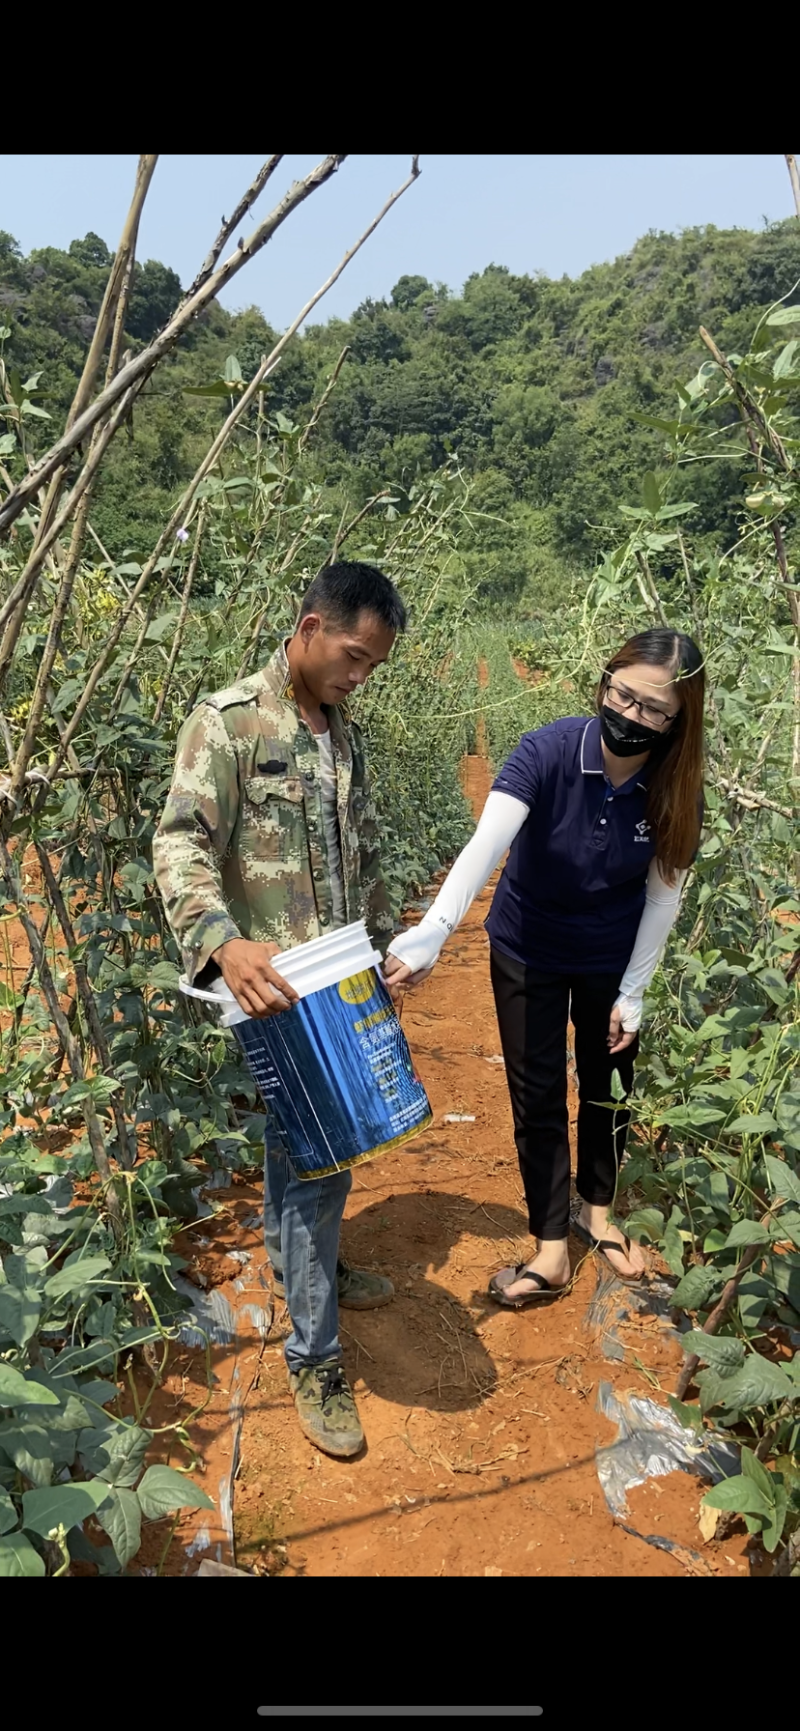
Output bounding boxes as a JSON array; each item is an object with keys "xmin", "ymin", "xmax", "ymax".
[{"xmin": 634, "ymin": 819, "xmax": 651, "ymax": 842}]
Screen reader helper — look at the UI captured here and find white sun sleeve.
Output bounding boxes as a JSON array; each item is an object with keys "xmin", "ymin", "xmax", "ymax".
[
  {"xmin": 614, "ymin": 859, "xmax": 687, "ymax": 1032},
  {"xmin": 385, "ymin": 791, "xmax": 530, "ymax": 979}
]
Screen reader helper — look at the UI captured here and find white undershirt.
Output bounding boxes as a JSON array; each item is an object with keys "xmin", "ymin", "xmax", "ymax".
[
  {"xmin": 317, "ymin": 730, "xmax": 347, "ymax": 925},
  {"xmin": 386, "ymin": 790, "xmax": 686, "ymax": 1032}
]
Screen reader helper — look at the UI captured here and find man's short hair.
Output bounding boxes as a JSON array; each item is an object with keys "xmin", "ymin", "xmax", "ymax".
[{"xmin": 299, "ymin": 560, "xmax": 407, "ymax": 635}]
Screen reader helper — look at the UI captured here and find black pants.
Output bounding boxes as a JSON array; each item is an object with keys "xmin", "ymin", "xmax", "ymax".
[{"xmin": 490, "ymin": 946, "xmax": 639, "ymax": 1242}]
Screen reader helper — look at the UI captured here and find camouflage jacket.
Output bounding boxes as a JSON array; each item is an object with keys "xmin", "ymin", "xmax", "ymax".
[{"xmin": 152, "ymin": 641, "xmax": 393, "ymax": 986}]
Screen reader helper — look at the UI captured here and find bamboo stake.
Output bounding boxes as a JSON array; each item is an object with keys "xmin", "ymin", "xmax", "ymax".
[
  {"xmin": 41, "ymin": 157, "xmax": 422, "ymax": 786},
  {"xmin": 0, "ymin": 154, "xmax": 351, "ymax": 536},
  {"xmin": 153, "ymin": 506, "xmax": 207, "ymax": 724},
  {"xmin": 0, "ymin": 833, "xmax": 123, "ymax": 1232},
  {"xmin": 0, "ymin": 154, "xmax": 157, "ymax": 658}
]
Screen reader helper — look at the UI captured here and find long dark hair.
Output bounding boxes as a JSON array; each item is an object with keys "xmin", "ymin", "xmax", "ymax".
[{"xmin": 595, "ymin": 628, "xmax": 705, "ymax": 882}]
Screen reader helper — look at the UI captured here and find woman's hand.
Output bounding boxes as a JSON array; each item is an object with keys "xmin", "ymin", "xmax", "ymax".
[
  {"xmin": 607, "ymin": 1003, "xmax": 638, "ymax": 1054},
  {"xmin": 382, "ymin": 952, "xmax": 433, "ymax": 1002}
]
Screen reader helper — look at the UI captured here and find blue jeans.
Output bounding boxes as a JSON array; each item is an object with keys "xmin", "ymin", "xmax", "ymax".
[{"xmin": 263, "ymin": 1113, "xmax": 352, "ymax": 1374}]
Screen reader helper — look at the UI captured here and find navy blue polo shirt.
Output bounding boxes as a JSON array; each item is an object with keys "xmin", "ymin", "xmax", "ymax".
[{"xmin": 485, "ymin": 715, "xmax": 656, "ymax": 974}]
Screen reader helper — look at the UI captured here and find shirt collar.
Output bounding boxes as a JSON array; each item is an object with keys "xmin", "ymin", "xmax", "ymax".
[
  {"xmin": 263, "ymin": 639, "xmax": 353, "ymax": 732},
  {"xmin": 262, "ymin": 639, "xmax": 294, "ymax": 701},
  {"xmin": 580, "ymin": 716, "xmax": 604, "ymax": 775},
  {"xmin": 580, "ymin": 714, "xmax": 650, "ymax": 795}
]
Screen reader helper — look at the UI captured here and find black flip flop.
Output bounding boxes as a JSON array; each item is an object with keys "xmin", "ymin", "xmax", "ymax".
[
  {"xmin": 488, "ymin": 1262, "xmax": 569, "ymax": 1309},
  {"xmin": 570, "ymin": 1215, "xmax": 644, "ymax": 1285}
]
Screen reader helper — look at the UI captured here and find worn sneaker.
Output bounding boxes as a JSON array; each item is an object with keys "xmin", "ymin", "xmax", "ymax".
[
  {"xmin": 272, "ymin": 1257, "xmax": 394, "ymax": 1310},
  {"xmin": 288, "ymin": 1358, "xmax": 364, "ymax": 1458},
  {"xmin": 336, "ymin": 1258, "xmax": 394, "ymax": 1310}
]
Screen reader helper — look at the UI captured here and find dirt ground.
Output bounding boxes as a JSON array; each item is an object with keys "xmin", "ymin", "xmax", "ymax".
[
  {"xmin": 4, "ymin": 664, "xmax": 761, "ymax": 1579},
  {"xmin": 136, "ymin": 748, "xmax": 751, "ymax": 1580}
]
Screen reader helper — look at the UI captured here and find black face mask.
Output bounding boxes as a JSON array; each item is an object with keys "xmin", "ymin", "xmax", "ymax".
[{"xmin": 600, "ymin": 704, "xmax": 672, "ymax": 758}]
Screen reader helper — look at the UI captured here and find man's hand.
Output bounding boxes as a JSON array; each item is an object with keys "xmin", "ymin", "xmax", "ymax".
[
  {"xmin": 608, "ymin": 1005, "xmax": 637, "ymax": 1055},
  {"xmin": 213, "ymin": 938, "xmax": 298, "ymax": 1019}
]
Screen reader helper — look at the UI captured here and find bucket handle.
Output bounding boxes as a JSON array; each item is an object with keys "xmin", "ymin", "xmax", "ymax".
[{"xmin": 178, "ymin": 975, "xmax": 235, "ymax": 1006}]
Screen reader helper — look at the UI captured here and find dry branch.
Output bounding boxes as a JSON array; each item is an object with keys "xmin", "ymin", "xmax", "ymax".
[{"xmin": 0, "ymin": 155, "xmax": 349, "ymax": 536}]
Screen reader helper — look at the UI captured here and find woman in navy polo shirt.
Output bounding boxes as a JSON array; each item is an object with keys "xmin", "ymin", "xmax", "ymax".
[{"xmin": 386, "ymin": 629, "xmax": 705, "ymax": 1305}]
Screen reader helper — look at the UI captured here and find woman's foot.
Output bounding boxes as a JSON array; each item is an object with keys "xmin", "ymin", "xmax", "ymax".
[
  {"xmin": 576, "ymin": 1203, "xmax": 646, "ymax": 1279},
  {"xmin": 493, "ymin": 1240, "xmax": 571, "ymax": 1303}
]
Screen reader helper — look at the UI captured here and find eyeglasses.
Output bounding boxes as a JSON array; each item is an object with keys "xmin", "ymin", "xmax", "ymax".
[{"xmin": 604, "ymin": 678, "xmax": 678, "ymax": 731}]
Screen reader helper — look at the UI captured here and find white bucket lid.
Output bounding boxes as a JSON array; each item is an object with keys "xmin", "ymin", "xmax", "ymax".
[
  {"xmin": 275, "ymin": 935, "xmax": 376, "ymax": 988},
  {"xmin": 178, "ymin": 924, "xmax": 384, "ymax": 1025},
  {"xmin": 271, "ymin": 920, "xmax": 370, "ymax": 967}
]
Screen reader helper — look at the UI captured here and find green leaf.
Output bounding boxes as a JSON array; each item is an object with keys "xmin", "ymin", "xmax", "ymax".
[
  {"xmin": 661, "ymin": 1220, "xmax": 685, "ymax": 1277},
  {"xmin": 707, "ymin": 1356, "xmax": 794, "ymax": 1412},
  {"xmin": 623, "ymin": 1206, "xmax": 664, "ymax": 1244},
  {"xmin": 19, "ymin": 400, "xmax": 51, "ymax": 419},
  {"xmin": 0, "ymin": 1365, "xmax": 60, "ymax": 1407},
  {"xmin": 766, "ymin": 305, "xmax": 800, "ymax": 326},
  {"xmin": 0, "ymin": 1284, "xmax": 42, "ymax": 1347},
  {"xmin": 684, "ymin": 1331, "xmax": 745, "ymax": 1375},
  {"xmin": 0, "ymin": 1488, "xmax": 18, "ymax": 1534},
  {"xmin": 146, "ymin": 960, "xmax": 179, "ymax": 991},
  {"xmin": 756, "ymin": 967, "xmax": 789, "ymax": 1005},
  {"xmin": 762, "ymin": 1483, "xmax": 788, "ymax": 1553},
  {"xmin": 50, "ymin": 677, "xmax": 85, "ymax": 716},
  {"xmin": 764, "ymin": 1154, "xmax": 800, "ymax": 1206},
  {"xmin": 642, "ymin": 471, "xmax": 662, "ymax": 515},
  {"xmin": 724, "ymin": 1219, "xmax": 771, "ymax": 1249},
  {"xmin": 58, "ymin": 1080, "xmax": 92, "ymax": 1108},
  {"xmin": 740, "ymin": 1444, "xmax": 777, "ymax": 1503},
  {"xmin": 0, "ymin": 432, "xmax": 17, "ymax": 455},
  {"xmin": 769, "ymin": 1252, "xmax": 800, "ymax": 1314},
  {"xmin": 85, "ymin": 1302, "xmax": 117, "ymax": 1340},
  {"xmin": 97, "ymin": 1485, "xmax": 142, "ymax": 1569},
  {"xmin": 702, "ymin": 1476, "xmax": 770, "ymax": 1515},
  {"xmin": 0, "ymin": 1420, "xmax": 54, "ymax": 1485},
  {"xmin": 609, "ymin": 1067, "xmax": 626, "ymax": 1102},
  {"xmin": 144, "ymin": 613, "xmax": 178, "ymax": 644},
  {"xmin": 725, "ymin": 1112, "xmax": 779, "ymax": 1137},
  {"xmin": 776, "ymin": 1209, "xmax": 800, "ymax": 1250},
  {"xmin": 223, "ymin": 355, "xmax": 243, "ymax": 384},
  {"xmin": 776, "ymin": 1094, "xmax": 800, "ymax": 1154},
  {"xmin": 0, "ymin": 1530, "xmax": 45, "ymax": 1576},
  {"xmin": 22, "ymin": 1479, "xmax": 113, "ymax": 1537},
  {"xmin": 136, "ymin": 1464, "xmax": 214, "ymax": 1519},
  {"xmin": 737, "ymin": 1271, "xmax": 774, "ymax": 1333},
  {"xmin": 666, "ymin": 1396, "xmax": 705, "ymax": 1435},
  {"xmin": 76, "ymin": 1379, "xmax": 118, "ymax": 1411},
  {"xmin": 662, "ymin": 1103, "xmax": 725, "ymax": 1132},
  {"xmin": 655, "ymin": 501, "xmax": 697, "ymax": 520},
  {"xmin": 0, "ymin": 1194, "xmax": 53, "ymax": 1217},
  {"xmin": 671, "ymin": 1264, "xmax": 722, "ymax": 1311},
  {"xmin": 51, "ymin": 1340, "xmax": 117, "ymax": 1377},
  {"xmin": 78, "ymin": 1420, "xmax": 151, "ymax": 1487},
  {"xmin": 183, "ymin": 380, "xmax": 233, "ymax": 398},
  {"xmin": 44, "ymin": 1255, "xmax": 112, "ymax": 1300}
]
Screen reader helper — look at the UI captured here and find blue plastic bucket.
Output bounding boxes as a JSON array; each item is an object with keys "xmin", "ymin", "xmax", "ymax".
[{"xmin": 180, "ymin": 922, "xmax": 432, "ymax": 1180}]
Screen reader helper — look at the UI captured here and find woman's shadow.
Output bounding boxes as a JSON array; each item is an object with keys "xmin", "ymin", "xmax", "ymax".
[{"xmin": 338, "ymin": 1186, "xmax": 531, "ymax": 1412}]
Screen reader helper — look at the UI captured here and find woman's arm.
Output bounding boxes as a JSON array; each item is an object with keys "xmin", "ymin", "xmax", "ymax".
[
  {"xmin": 385, "ymin": 791, "xmax": 530, "ymax": 982},
  {"xmin": 610, "ymin": 858, "xmax": 687, "ymax": 1048}
]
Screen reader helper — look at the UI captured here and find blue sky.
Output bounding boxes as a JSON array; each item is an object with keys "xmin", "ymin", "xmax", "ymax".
[{"xmin": 1, "ymin": 154, "xmax": 794, "ymax": 330}]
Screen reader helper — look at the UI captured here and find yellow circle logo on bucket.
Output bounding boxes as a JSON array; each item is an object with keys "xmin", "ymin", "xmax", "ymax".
[{"xmin": 338, "ymin": 970, "xmax": 375, "ymax": 1006}]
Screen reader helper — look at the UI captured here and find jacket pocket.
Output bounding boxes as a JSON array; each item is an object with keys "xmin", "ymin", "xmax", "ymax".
[{"xmin": 242, "ymin": 775, "xmax": 305, "ymax": 865}]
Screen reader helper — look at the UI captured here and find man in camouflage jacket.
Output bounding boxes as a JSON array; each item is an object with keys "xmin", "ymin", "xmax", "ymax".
[{"xmin": 153, "ymin": 562, "xmax": 407, "ymax": 1460}]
